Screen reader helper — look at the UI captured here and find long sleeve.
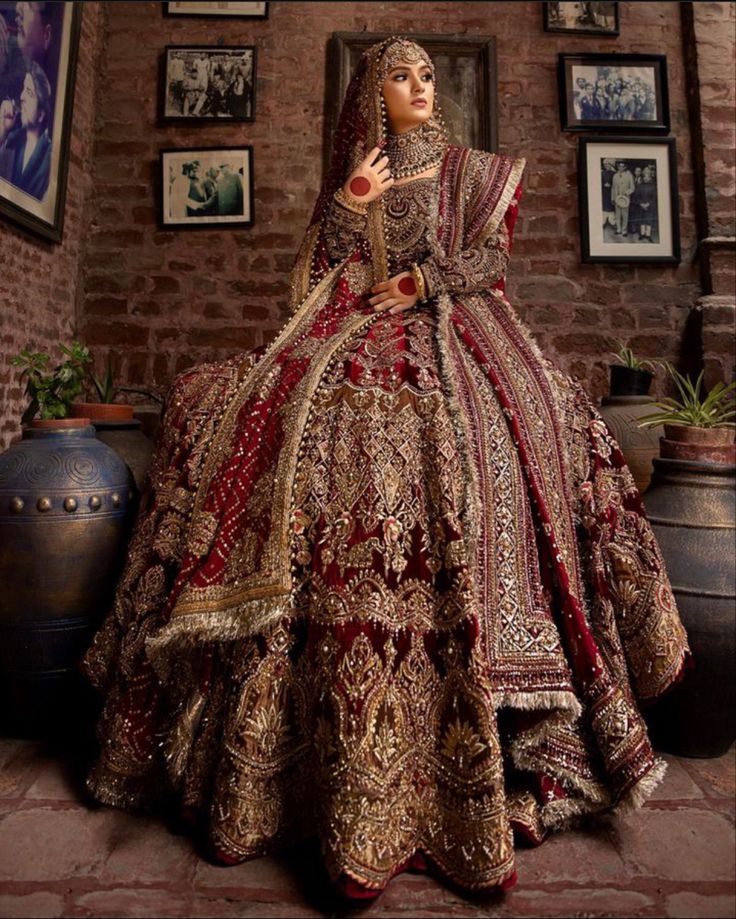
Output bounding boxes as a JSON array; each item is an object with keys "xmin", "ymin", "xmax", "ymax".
[
  {"xmin": 419, "ymin": 180, "xmax": 522, "ymax": 298},
  {"xmin": 419, "ymin": 230, "xmax": 510, "ymax": 298},
  {"xmin": 320, "ymin": 195, "xmax": 368, "ymax": 262}
]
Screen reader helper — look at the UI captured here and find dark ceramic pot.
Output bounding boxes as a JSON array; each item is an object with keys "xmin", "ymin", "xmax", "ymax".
[
  {"xmin": 599, "ymin": 395, "xmax": 662, "ymax": 494},
  {"xmin": 643, "ymin": 457, "xmax": 736, "ymax": 757},
  {"xmin": 0, "ymin": 421, "xmax": 136, "ymax": 734},
  {"xmin": 609, "ymin": 364, "xmax": 654, "ymax": 397},
  {"xmin": 92, "ymin": 419, "xmax": 154, "ymax": 494},
  {"xmin": 70, "ymin": 403, "xmax": 155, "ymax": 492}
]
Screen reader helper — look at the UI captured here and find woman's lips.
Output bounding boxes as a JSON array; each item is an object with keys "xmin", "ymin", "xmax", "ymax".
[{"xmin": 411, "ymin": 99, "xmax": 427, "ymax": 107}]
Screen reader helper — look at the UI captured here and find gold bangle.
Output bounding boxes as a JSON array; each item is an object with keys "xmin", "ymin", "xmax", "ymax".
[
  {"xmin": 334, "ymin": 186, "xmax": 368, "ymax": 215},
  {"xmin": 411, "ymin": 262, "xmax": 427, "ymax": 301}
]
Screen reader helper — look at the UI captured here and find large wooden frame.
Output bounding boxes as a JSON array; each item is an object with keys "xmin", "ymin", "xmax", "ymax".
[{"xmin": 0, "ymin": 2, "xmax": 82, "ymax": 243}]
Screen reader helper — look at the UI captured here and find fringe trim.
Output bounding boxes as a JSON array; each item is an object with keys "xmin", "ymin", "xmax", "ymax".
[
  {"xmin": 495, "ymin": 689, "xmax": 583, "ymax": 720},
  {"xmin": 540, "ymin": 794, "xmax": 608, "ymax": 829},
  {"xmin": 536, "ymin": 756, "xmax": 668, "ymax": 833},
  {"xmin": 145, "ymin": 597, "xmax": 294, "ymax": 685},
  {"xmin": 615, "ymin": 757, "xmax": 668, "ymax": 813}
]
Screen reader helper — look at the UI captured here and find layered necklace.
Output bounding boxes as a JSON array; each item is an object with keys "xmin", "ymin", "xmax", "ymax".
[{"xmin": 384, "ymin": 121, "xmax": 447, "ymax": 180}]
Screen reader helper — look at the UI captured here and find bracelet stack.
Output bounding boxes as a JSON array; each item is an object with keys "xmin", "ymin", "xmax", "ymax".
[
  {"xmin": 334, "ymin": 186, "xmax": 369, "ymax": 216},
  {"xmin": 411, "ymin": 263, "xmax": 428, "ymax": 302}
]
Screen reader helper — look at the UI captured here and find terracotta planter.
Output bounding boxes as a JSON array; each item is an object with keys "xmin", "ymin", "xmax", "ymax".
[
  {"xmin": 609, "ymin": 365, "xmax": 653, "ymax": 397},
  {"xmin": 70, "ymin": 402, "xmax": 135, "ymax": 422},
  {"xmin": 660, "ymin": 425, "xmax": 736, "ymax": 465},
  {"xmin": 29, "ymin": 417, "xmax": 91, "ymax": 430}
]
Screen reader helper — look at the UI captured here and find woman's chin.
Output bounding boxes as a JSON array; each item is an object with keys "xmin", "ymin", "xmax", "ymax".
[{"xmin": 392, "ymin": 110, "xmax": 433, "ymax": 133}]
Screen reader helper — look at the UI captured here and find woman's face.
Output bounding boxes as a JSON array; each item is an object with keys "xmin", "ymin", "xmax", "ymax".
[{"xmin": 381, "ymin": 59, "xmax": 434, "ymax": 134}]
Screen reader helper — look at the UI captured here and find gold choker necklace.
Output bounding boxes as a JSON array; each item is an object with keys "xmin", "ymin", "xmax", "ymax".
[{"xmin": 385, "ymin": 122, "xmax": 446, "ymax": 179}]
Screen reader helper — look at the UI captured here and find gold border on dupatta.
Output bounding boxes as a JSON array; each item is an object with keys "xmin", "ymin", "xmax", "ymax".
[{"xmin": 161, "ymin": 263, "xmax": 380, "ymax": 632}]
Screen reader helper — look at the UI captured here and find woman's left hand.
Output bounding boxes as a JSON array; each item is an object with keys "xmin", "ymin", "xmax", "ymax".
[{"xmin": 368, "ymin": 272, "xmax": 419, "ymax": 314}]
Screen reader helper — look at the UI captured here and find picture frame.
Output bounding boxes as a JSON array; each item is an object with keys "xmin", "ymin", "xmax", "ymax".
[
  {"xmin": 543, "ymin": 2, "xmax": 619, "ymax": 36},
  {"xmin": 559, "ymin": 53, "xmax": 670, "ymax": 133},
  {"xmin": 578, "ymin": 136, "xmax": 680, "ymax": 264},
  {"xmin": 328, "ymin": 32, "xmax": 498, "ymax": 171},
  {"xmin": 161, "ymin": 45, "xmax": 256, "ymax": 123},
  {"xmin": 0, "ymin": 1, "xmax": 82, "ymax": 243},
  {"xmin": 164, "ymin": 2, "xmax": 268, "ymax": 19},
  {"xmin": 160, "ymin": 146, "xmax": 254, "ymax": 229}
]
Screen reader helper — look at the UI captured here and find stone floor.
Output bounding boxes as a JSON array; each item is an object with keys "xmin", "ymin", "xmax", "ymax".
[{"xmin": 0, "ymin": 737, "xmax": 733, "ymax": 919}]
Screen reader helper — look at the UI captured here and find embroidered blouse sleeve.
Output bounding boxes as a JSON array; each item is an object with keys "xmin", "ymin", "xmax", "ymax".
[
  {"xmin": 320, "ymin": 195, "xmax": 368, "ymax": 261},
  {"xmin": 418, "ymin": 180, "xmax": 523, "ymax": 298}
]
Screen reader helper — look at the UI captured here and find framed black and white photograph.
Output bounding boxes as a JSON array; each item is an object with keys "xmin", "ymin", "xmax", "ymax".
[
  {"xmin": 160, "ymin": 146, "xmax": 254, "ymax": 229},
  {"xmin": 162, "ymin": 46, "xmax": 256, "ymax": 122},
  {"xmin": 165, "ymin": 2, "xmax": 268, "ymax": 18},
  {"xmin": 559, "ymin": 53, "xmax": 669, "ymax": 133},
  {"xmin": 329, "ymin": 32, "xmax": 499, "ymax": 168},
  {"xmin": 544, "ymin": 2, "xmax": 619, "ymax": 35},
  {"xmin": 578, "ymin": 136, "xmax": 680, "ymax": 264},
  {"xmin": 0, "ymin": 1, "xmax": 81, "ymax": 243}
]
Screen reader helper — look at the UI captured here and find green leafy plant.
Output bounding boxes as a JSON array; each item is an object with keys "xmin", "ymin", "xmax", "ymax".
[
  {"xmin": 609, "ymin": 341, "xmax": 655, "ymax": 372},
  {"xmin": 87, "ymin": 354, "xmax": 163, "ymax": 406},
  {"xmin": 639, "ymin": 363, "xmax": 736, "ymax": 429},
  {"xmin": 11, "ymin": 341, "xmax": 92, "ymax": 423}
]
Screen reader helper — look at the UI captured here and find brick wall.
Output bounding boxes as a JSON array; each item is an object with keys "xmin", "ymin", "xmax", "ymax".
[
  {"xmin": 3, "ymin": 2, "xmax": 733, "ymax": 451},
  {"xmin": 0, "ymin": 4, "xmax": 106, "ymax": 451},
  {"xmin": 691, "ymin": 2, "xmax": 736, "ymax": 386}
]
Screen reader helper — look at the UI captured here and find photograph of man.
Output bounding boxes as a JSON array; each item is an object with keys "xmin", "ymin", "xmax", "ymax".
[
  {"xmin": 600, "ymin": 158, "xmax": 616, "ymax": 233},
  {"xmin": 611, "ymin": 159, "xmax": 635, "ymax": 237},
  {"xmin": 215, "ymin": 161, "xmax": 243, "ymax": 216},
  {"xmin": 169, "ymin": 160, "xmax": 215, "ymax": 219},
  {"xmin": 0, "ymin": 59, "xmax": 51, "ymax": 198}
]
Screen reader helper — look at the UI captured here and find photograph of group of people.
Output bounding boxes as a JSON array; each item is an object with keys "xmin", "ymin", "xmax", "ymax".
[
  {"xmin": 571, "ymin": 65, "xmax": 658, "ymax": 123},
  {"xmin": 163, "ymin": 46, "xmax": 255, "ymax": 122},
  {"xmin": 162, "ymin": 147, "xmax": 252, "ymax": 227},
  {"xmin": 0, "ymin": 1, "xmax": 65, "ymax": 203}
]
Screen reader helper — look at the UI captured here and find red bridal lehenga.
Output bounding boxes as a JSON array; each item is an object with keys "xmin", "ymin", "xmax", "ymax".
[{"xmin": 83, "ymin": 39, "xmax": 689, "ymax": 897}]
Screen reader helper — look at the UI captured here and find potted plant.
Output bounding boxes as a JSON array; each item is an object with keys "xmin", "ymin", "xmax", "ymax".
[
  {"xmin": 11, "ymin": 340, "xmax": 92, "ymax": 428},
  {"xmin": 639, "ymin": 363, "xmax": 735, "ymax": 464},
  {"xmin": 68, "ymin": 352, "xmax": 163, "ymax": 492},
  {"xmin": 608, "ymin": 341, "xmax": 655, "ymax": 397},
  {"xmin": 69, "ymin": 353, "xmax": 161, "ymax": 423},
  {"xmin": 599, "ymin": 341, "xmax": 662, "ymax": 493}
]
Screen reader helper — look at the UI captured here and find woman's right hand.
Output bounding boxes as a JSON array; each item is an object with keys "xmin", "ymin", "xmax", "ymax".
[{"xmin": 342, "ymin": 145, "xmax": 394, "ymax": 205}]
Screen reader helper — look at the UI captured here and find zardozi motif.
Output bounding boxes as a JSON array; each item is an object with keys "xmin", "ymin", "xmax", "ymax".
[{"xmin": 83, "ymin": 38, "xmax": 689, "ymax": 898}]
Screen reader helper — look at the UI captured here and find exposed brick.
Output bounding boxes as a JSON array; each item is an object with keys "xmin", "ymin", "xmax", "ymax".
[{"xmin": 2, "ymin": 0, "xmax": 731, "ymax": 452}]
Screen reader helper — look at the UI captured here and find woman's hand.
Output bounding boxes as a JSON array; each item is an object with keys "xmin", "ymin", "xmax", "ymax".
[
  {"xmin": 342, "ymin": 144, "xmax": 394, "ymax": 206},
  {"xmin": 368, "ymin": 271, "xmax": 419, "ymax": 314}
]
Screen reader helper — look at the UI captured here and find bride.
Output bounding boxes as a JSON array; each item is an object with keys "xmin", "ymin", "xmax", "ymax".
[{"xmin": 83, "ymin": 37, "xmax": 689, "ymax": 899}]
